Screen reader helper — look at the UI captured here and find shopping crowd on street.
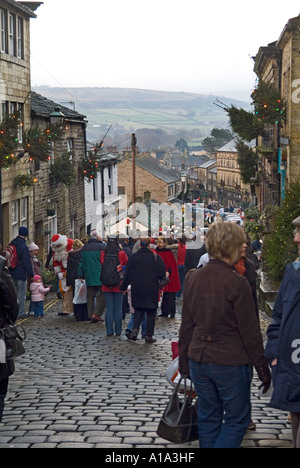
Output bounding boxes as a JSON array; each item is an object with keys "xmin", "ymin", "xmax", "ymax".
[{"xmin": 1, "ymin": 211, "xmax": 300, "ymax": 448}]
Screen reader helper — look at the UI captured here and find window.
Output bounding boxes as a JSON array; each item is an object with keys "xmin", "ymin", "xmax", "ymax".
[
  {"xmin": 70, "ymin": 218, "xmax": 75, "ymax": 239},
  {"xmin": 47, "ymin": 214, "xmax": 57, "ymax": 252},
  {"xmin": 20, "ymin": 197, "xmax": 28, "ymax": 226},
  {"xmin": 1, "ymin": 101, "xmax": 24, "ymax": 142},
  {"xmin": 11, "ymin": 198, "xmax": 28, "ymax": 239},
  {"xmin": 12, "ymin": 201, "xmax": 19, "ymax": 239},
  {"xmin": 67, "ymin": 138, "xmax": 74, "ymax": 152},
  {"xmin": 93, "ymin": 176, "xmax": 99, "ymax": 201},
  {"xmin": 8, "ymin": 13, "xmax": 15, "ymax": 56},
  {"xmin": 0, "ymin": 8, "xmax": 6, "ymax": 53},
  {"xmin": 16, "ymin": 17, "xmax": 23, "ymax": 59}
]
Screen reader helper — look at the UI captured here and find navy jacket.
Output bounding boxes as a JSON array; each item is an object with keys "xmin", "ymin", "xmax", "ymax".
[
  {"xmin": 9, "ymin": 236, "xmax": 34, "ymax": 281},
  {"xmin": 265, "ymin": 264, "xmax": 300, "ymax": 412},
  {"xmin": 0, "ymin": 256, "xmax": 19, "ymax": 381}
]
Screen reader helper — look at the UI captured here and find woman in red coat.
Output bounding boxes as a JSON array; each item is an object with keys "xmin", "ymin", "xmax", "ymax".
[{"xmin": 156, "ymin": 236, "xmax": 180, "ymax": 318}]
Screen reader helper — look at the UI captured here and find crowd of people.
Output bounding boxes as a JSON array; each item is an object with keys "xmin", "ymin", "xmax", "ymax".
[{"xmin": 1, "ymin": 213, "xmax": 300, "ymax": 448}]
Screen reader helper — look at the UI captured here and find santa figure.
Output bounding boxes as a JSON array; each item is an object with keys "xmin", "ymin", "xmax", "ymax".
[
  {"xmin": 51, "ymin": 234, "xmax": 73, "ymax": 276},
  {"xmin": 51, "ymin": 234, "xmax": 74, "ymax": 315}
]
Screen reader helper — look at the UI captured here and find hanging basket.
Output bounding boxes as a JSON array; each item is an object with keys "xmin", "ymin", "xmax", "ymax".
[{"xmin": 46, "ymin": 208, "xmax": 55, "ymax": 217}]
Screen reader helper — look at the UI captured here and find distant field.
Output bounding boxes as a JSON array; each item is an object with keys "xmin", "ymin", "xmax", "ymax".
[
  {"xmin": 33, "ymin": 86, "xmax": 250, "ymax": 145},
  {"xmin": 87, "ymin": 107, "xmax": 229, "ymax": 130}
]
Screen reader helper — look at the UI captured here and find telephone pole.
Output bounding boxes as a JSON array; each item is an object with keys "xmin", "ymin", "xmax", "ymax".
[{"xmin": 131, "ymin": 133, "xmax": 137, "ymax": 232}]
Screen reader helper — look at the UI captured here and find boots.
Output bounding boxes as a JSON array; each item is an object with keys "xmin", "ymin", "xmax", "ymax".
[{"xmin": 145, "ymin": 336, "xmax": 157, "ymax": 344}]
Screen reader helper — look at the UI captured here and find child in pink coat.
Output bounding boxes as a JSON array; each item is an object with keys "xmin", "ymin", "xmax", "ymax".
[{"xmin": 30, "ymin": 275, "xmax": 51, "ymax": 318}]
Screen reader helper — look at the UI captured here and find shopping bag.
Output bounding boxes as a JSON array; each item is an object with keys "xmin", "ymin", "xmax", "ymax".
[
  {"xmin": 165, "ymin": 356, "xmax": 195, "ymax": 393},
  {"xmin": 73, "ymin": 279, "xmax": 87, "ymax": 305},
  {"xmin": 157, "ymin": 377, "xmax": 198, "ymax": 444}
]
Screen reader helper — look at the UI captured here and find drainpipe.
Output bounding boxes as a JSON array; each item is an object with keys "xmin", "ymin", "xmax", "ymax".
[
  {"xmin": 0, "ymin": 167, "xmax": 2, "ymax": 246},
  {"xmin": 278, "ymin": 148, "xmax": 286, "ymax": 200}
]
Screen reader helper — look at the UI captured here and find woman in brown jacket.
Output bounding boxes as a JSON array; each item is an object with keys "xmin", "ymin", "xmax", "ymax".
[{"xmin": 178, "ymin": 222, "xmax": 271, "ymax": 448}]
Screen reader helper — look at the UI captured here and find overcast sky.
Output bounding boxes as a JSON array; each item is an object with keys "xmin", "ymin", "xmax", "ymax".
[{"xmin": 30, "ymin": 0, "xmax": 300, "ymax": 99}]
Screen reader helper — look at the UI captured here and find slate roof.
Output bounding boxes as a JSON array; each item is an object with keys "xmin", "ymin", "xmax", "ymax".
[
  {"xmin": 199, "ymin": 159, "xmax": 217, "ymax": 169},
  {"xmin": 6, "ymin": 0, "xmax": 38, "ymax": 17},
  {"xmin": 218, "ymin": 138, "xmax": 256, "ymax": 153},
  {"xmin": 135, "ymin": 155, "xmax": 181, "ymax": 183},
  {"xmin": 31, "ymin": 91, "xmax": 86, "ymax": 121}
]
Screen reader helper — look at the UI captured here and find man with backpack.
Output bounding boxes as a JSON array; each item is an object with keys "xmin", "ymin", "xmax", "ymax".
[{"xmin": 6, "ymin": 227, "xmax": 34, "ymax": 317}]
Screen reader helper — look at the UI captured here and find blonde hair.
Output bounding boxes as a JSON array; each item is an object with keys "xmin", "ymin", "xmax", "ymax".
[
  {"xmin": 205, "ymin": 222, "xmax": 246, "ymax": 263},
  {"xmin": 72, "ymin": 239, "xmax": 84, "ymax": 251},
  {"xmin": 157, "ymin": 236, "xmax": 167, "ymax": 246}
]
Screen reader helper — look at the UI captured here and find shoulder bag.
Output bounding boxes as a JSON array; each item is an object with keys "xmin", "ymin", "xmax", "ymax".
[
  {"xmin": 157, "ymin": 376, "xmax": 198, "ymax": 444},
  {"xmin": 0, "ymin": 323, "xmax": 26, "ymax": 360}
]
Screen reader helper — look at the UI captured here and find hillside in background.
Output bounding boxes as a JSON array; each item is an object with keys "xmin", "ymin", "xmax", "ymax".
[{"xmin": 33, "ymin": 86, "xmax": 251, "ymax": 149}]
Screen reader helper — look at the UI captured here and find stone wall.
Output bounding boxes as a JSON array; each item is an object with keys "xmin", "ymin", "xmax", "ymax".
[{"xmin": 118, "ymin": 159, "xmax": 168, "ymax": 206}]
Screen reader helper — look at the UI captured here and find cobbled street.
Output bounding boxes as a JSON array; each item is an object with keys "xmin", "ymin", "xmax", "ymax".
[{"xmin": 0, "ymin": 294, "xmax": 293, "ymax": 448}]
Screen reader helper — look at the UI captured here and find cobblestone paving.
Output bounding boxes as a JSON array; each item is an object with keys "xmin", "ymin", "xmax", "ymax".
[{"xmin": 0, "ymin": 294, "xmax": 292, "ymax": 448}]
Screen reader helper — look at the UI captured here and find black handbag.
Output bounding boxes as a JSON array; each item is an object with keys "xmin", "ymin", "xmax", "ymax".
[
  {"xmin": 154, "ymin": 253, "xmax": 170, "ymax": 289},
  {"xmin": 0, "ymin": 323, "xmax": 26, "ymax": 360},
  {"xmin": 159, "ymin": 276, "xmax": 170, "ymax": 289},
  {"xmin": 157, "ymin": 377, "xmax": 198, "ymax": 444}
]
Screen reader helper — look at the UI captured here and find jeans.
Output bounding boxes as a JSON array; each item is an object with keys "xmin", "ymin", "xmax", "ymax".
[
  {"xmin": 189, "ymin": 360, "xmax": 252, "ymax": 448},
  {"xmin": 32, "ymin": 301, "xmax": 44, "ymax": 318},
  {"xmin": 12, "ymin": 279, "xmax": 27, "ymax": 316},
  {"xmin": 103, "ymin": 292, "xmax": 123, "ymax": 335}
]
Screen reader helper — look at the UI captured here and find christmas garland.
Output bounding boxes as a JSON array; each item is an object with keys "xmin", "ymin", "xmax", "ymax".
[
  {"xmin": 0, "ymin": 113, "xmax": 64, "ymax": 168},
  {"xmin": 79, "ymin": 143, "xmax": 102, "ymax": 181}
]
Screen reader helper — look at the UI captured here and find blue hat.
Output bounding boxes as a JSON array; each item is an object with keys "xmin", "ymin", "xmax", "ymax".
[{"xmin": 19, "ymin": 226, "xmax": 29, "ymax": 237}]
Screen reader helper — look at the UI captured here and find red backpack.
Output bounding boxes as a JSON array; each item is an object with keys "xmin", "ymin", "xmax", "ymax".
[{"xmin": 4, "ymin": 244, "xmax": 19, "ymax": 269}]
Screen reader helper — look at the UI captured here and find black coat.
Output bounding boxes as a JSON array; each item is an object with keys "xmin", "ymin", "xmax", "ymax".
[
  {"xmin": 66, "ymin": 249, "xmax": 82, "ymax": 289},
  {"xmin": 120, "ymin": 248, "xmax": 166, "ymax": 310},
  {"xmin": 0, "ymin": 256, "xmax": 19, "ymax": 382}
]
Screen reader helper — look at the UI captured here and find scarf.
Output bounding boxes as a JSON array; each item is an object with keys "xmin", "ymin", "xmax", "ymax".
[{"xmin": 234, "ymin": 258, "xmax": 246, "ymax": 276}]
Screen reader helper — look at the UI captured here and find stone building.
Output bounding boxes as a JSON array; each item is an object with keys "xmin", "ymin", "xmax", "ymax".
[
  {"xmin": 0, "ymin": 0, "xmax": 41, "ymax": 247},
  {"xmin": 30, "ymin": 92, "xmax": 87, "ymax": 260},
  {"xmin": 254, "ymin": 14, "xmax": 300, "ymax": 209},
  {"xmin": 217, "ymin": 139, "xmax": 254, "ymax": 208},
  {"xmin": 118, "ymin": 154, "xmax": 182, "ymax": 207}
]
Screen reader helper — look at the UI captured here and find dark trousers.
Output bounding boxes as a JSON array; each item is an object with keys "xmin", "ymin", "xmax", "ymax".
[
  {"xmin": 87, "ymin": 286, "xmax": 105, "ymax": 318},
  {"xmin": 0, "ymin": 377, "xmax": 8, "ymax": 422},
  {"xmin": 133, "ymin": 308, "xmax": 156, "ymax": 337},
  {"xmin": 161, "ymin": 292, "xmax": 176, "ymax": 317}
]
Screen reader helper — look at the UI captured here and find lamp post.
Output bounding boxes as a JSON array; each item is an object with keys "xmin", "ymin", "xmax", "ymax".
[
  {"xmin": 49, "ymin": 107, "xmax": 64, "ymax": 125},
  {"xmin": 0, "ymin": 167, "xmax": 2, "ymax": 247},
  {"xmin": 181, "ymin": 174, "xmax": 187, "ymax": 202}
]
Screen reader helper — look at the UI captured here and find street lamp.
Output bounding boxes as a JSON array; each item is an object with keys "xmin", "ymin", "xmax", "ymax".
[
  {"xmin": 181, "ymin": 174, "xmax": 187, "ymax": 202},
  {"xmin": 49, "ymin": 107, "xmax": 64, "ymax": 125}
]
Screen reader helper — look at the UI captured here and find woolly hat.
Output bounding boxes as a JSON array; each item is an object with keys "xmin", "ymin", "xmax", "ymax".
[
  {"xmin": 293, "ymin": 216, "xmax": 300, "ymax": 227},
  {"xmin": 29, "ymin": 242, "xmax": 39, "ymax": 252},
  {"xmin": 33, "ymin": 275, "xmax": 41, "ymax": 282},
  {"xmin": 19, "ymin": 226, "xmax": 29, "ymax": 237}
]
